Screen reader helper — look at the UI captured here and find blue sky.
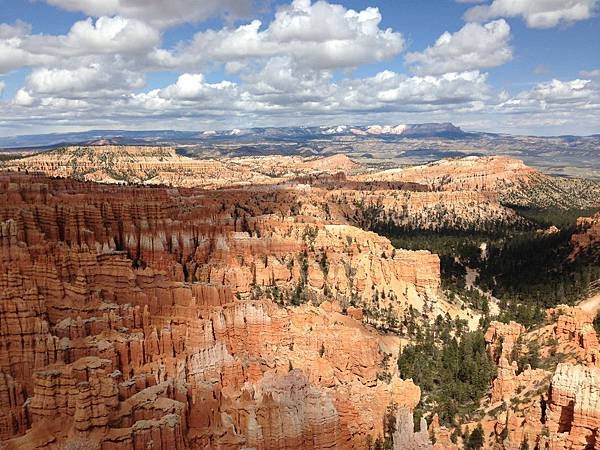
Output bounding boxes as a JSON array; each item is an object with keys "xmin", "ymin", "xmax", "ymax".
[{"xmin": 0, "ymin": 0, "xmax": 599, "ymax": 136}]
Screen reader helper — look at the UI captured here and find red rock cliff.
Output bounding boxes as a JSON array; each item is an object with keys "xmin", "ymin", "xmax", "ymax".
[{"xmin": 0, "ymin": 173, "xmax": 432, "ymax": 449}]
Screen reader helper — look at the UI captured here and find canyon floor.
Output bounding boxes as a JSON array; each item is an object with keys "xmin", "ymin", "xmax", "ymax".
[{"xmin": 0, "ymin": 146, "xmax": 599, "ymax": 450}]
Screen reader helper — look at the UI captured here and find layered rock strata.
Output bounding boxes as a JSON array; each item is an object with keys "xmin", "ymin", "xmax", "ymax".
[
  {"xmin": 0, "ymin": 172, "xmax": 432, "ymax": 449},
  {"xmin": 452, "ymin": 306, "xmax": 600, "ymax": 449}
]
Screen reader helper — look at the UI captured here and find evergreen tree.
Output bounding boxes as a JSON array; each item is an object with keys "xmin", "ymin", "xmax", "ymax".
[{"xmin": 466, "ymin": 424, "xmax": 484, "ymax": 450}]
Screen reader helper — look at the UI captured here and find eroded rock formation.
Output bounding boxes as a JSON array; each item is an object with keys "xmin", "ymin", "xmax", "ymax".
[
  {"xmin": 454, "ymin": 305, "xmax": 600, "ymax": 450},
  {"xmin": 570, "ymin": 213, "xmax": 600, "ymax": 261},
  {"xmin": 0, "ymin": 172, "xmax": 432, "ymax": 449},
  {"xmin": 545, "ymin": 363, "xmax": 600, "ymax": 449},
  {"xmin": 3, "ymin": 149, "xmax": 597, "ymax": 449}
]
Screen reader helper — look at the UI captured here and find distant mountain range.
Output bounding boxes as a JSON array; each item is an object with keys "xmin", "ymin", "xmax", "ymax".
[
  {"xmin": 1, "ymin": 123, "xmax": 598, "ymax": 179},
  {"xmin": 0, "ymin": 123, "xmax": 486, "ymax": 149}
]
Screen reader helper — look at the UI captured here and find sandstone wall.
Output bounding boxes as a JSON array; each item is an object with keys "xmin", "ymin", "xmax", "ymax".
[{"xmin": 0, "ymin": 173, "xmax": 430, "ymax": 449}]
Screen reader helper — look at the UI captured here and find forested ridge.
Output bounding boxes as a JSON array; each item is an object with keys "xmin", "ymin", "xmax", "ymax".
[
  {"xmin": 378, "ymin": 206, "xmax": 600, "ymax": 328},
  {"xmin": 376, "ymin": 205, "xmax": 600, "ymax": 439}
]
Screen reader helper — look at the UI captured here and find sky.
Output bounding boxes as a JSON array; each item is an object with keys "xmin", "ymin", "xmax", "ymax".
[{"xmin": 0, "ymin": 0, "xmax": 599, "ymax": 137}]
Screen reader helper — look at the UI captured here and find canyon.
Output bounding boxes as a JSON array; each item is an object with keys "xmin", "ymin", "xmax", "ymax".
[
  {"xmin": 0, "ymin": 171, "xmax": 434, "ymax": 449},
  {"xmin": 0, "ymin": 147, "xmax": 598, "ymax": 449},
  {"xmin": 452, "ymin": 302, "xmax": 600, "ymax": 450}
]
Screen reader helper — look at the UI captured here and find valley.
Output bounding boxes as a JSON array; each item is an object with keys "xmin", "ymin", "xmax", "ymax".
[
  {"xmin": 2, "ymin": 124, "xmax": 599, "ymax": 179},
  {"xmin": 0, "ymin": 146, "xmax": 598, "ymax": 450},
  {"xmin": 4, "ymin": 0, "xmax": 600, "ymax": 448}
]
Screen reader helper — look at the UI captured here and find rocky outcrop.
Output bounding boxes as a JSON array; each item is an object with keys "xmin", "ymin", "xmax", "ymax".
[
  {"xmin": 545, "ymin": 364, "xmax": 600, "ymax": 449},
  {"xmin": 485, "ymin": 320, "xmax": 526, "ymax": 362},
  {"xmin": 392, "ymin": 408, "xmax": 433, "ymax": 450},
  {"xmin": 429, "ymin": 415, "xmax": 459, "ymax": 450},
  {"xmin": 474, "ymin": 305, "xmax": 600, "ymax": 450},
  {"xmin": 0, "ymin": 172, "xmax": 432, "ymax": 449},
  {"xmin": 2, "ymin": 146, "xmax": 363, "ymax": 189},
  {"xmin": 28, "ymin": 357, "xmax": 118, "ymax": 427},
  {"xmin": 0, "ymin": 372, "xmax": 27, "ymax": 440},
  {"xmin": 233, "ymin": 370, "xmax": 342, "ymax": 449},
  {"xmin": 356, "ymin": 156, "xmax": 536, "ymax": 192},
  {"xmin": 570, "ymin": 213, "xmax": 600, "ymax": 260},
  {"xmin": 6, "ymin": 150, "xmax": 575, "ymax": 233},
  {"xmin": 548, "ymin": 305, "xmax": 600, "ymax": 366},
  {"xmin": 3, "ymin": 150, "xmax": 596, "ymax": 449}
]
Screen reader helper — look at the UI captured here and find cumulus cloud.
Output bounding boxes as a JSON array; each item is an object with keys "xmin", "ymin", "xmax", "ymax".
[
  {"xmin": 0, "ymin": 20, "xmax": 31, "ymax": 39},
  {"xmin": 364, "ymin": 71, "xmax": 489, "ymax": 106},
  {"xmin": 0, "ymin": 0, "xmax": 406, "ymax": 116},
  {"xmin": 406, "ymin": 20, "xmax": 512, "ymax": 76},
  {"xmin": 498, "ymin": 79, "xmax": 600, "ymax": 113},
  {"xmin": 24, "ymin": 65, "xmax": 145, "ymax": 97},
  {"xmin": 0, "ymin": 41, "xmax": 34, "ymax": 74},
  {"xmin": 147, "ymin": 73, "xmax": 236, "ymax": 101},
  {"xmin": 153, "ymin": 0, "xmax": 404, "ymax": 70},
  {"xmin": 0, "ymin": 16, "xmax": 159, "ymax": 75},
  {"xmin": 14, "ymin": 89, "xmax": 35, "ymax": 106},
  {"xmin": 1, "ymin": 0, "xmax": 598, "ymax": 136},
  {"xmin": 3, "ymin": 63, "xmax": 492, "ymax": 126},
  {"xmin": 2, "ymin": 1, "xmax": 403, "ymax": 80},
  {"xmin": 527, "ymin": 79, "xmax": 593, "ymax": 103},
  {"xmin": 0, "ymin": 80, "xmax": 5, "ymax": 96},
  {"xmin": 126, "ymin": 73, "xmax": 244, "ymax": 117},
  {"xmin": 3, "ymin": 72, "xmax": 599, "ymax": 136},
  {"xmin": 241, "ymin": 57, "xmax": 335, "ymax": 107},
  {"xmin": 0, "ymin": 21, "xmax": 50, "ymax": 74},
  {"xmin": 580, "ymin": 69, "xmax": 600, "ymax": 78},
  {"xmin": 25, "ymin": 16, "xmax": 160, "ymax": 57},
  {"xmin": 45, "ymin": 0, "xmax": 254, "ymax": 28},
  {"xmin": 465, "ymin": 0, "xmax": 598, "ymax": 28}
]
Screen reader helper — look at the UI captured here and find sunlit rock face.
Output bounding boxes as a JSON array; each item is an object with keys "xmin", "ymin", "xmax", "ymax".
[
  {"xmin": 0, "ymin": 172, "xmax": 432, "ymax": 449},
  {"xmin": 545, "ymin": 364, "xmax": 600, "ymax": 449},
  {"xmin": 447, "ymin": 306, "xmax": 600, "ymax": 450},
  {"xmin": 1, "ymin": 146, "xmax": 361, "ymax": 189},
  {"xmin": 570, "ymin": 213, "xmax": 600, "ymax": 260},
  {"xmin": 3, "ymin": 151, "xmax": 595, "ymax": 449}
]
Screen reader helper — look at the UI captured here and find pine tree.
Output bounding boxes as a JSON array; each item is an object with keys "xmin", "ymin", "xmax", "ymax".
[{"xmin": 466, "ymin": 424, "xmax": 484, "ymax": 450}]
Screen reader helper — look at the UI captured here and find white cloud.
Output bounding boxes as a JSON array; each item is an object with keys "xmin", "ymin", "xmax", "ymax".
[
  {"xmin": 14, "ymin": 89, "xmax": 34, "ymax": 106},
  {"xmin": 1, "ymin": 0, "xmax": 405, "ymax": 112},
  {"xmin": 580, "ymin": 69, "xmax": 600, "ymax": 78},
  {"xmin": 157, "ymin": 73, "xmax": 237, "ymax": 100},
  {"xmin": 45, "ymin": 0, "xmax": 253, "ymax": 28},
  {"xmin": 465, "ymin": 0, "xmax": 598, "ymax": 28},
  {"xmin": 0, "ymin": 21, "xmax": 50, "ymax": 74},
  {"xmin": 130, "ymin": 73, "xmax": 240, "ymax": 112},
  {"xmin": 25, "ymin": 16, "xmax": 160, "ymax": 57},
  {"xmin": 3, "ymin": 64, "xmax": 492, "ymax": 127},
  {"xmin": 0, "ymin": 16, "xmax": 159, "ymax": 75},
  {"xmin": 364, "ymin": 71, "xmax": 490, "ymax": 105},
  {"xmin": 498, "ymin": 79, "xmax": 600, "ymax": 113},
  {"xmin": 0, "ymin": 21, "xmax": 31, "ymax": 39},
  {"xmin": 25, "ymin": 65, "xmax": 144, "ymax": 97},
  {"xmin": 241, "ymin": 57, "xmax": 335, "ymax": 106},
  {"xmin": 0, "ymin": 42, "xmax": 33, "ymax": 74},
  {"xmin": 527, "ymin": 79, "xmax": 596, "ymax": 104},
  {"xmin": 0, "ymin": 81, "xmax": 5, "ymax": 96},
  {"xmin": 1, "ymin": 0, "xmax": 599, "ymax": 136},
  {"xmin": 2, "ymin": 1, "xmax": 404, "ymax": 79},
  {"xmin": 406, "ymin": 20, "xmax": 512, "ymax": 76},
  {"xmin": 153, "ymin": 0, "xmax": 404, "ymax": 70}
]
